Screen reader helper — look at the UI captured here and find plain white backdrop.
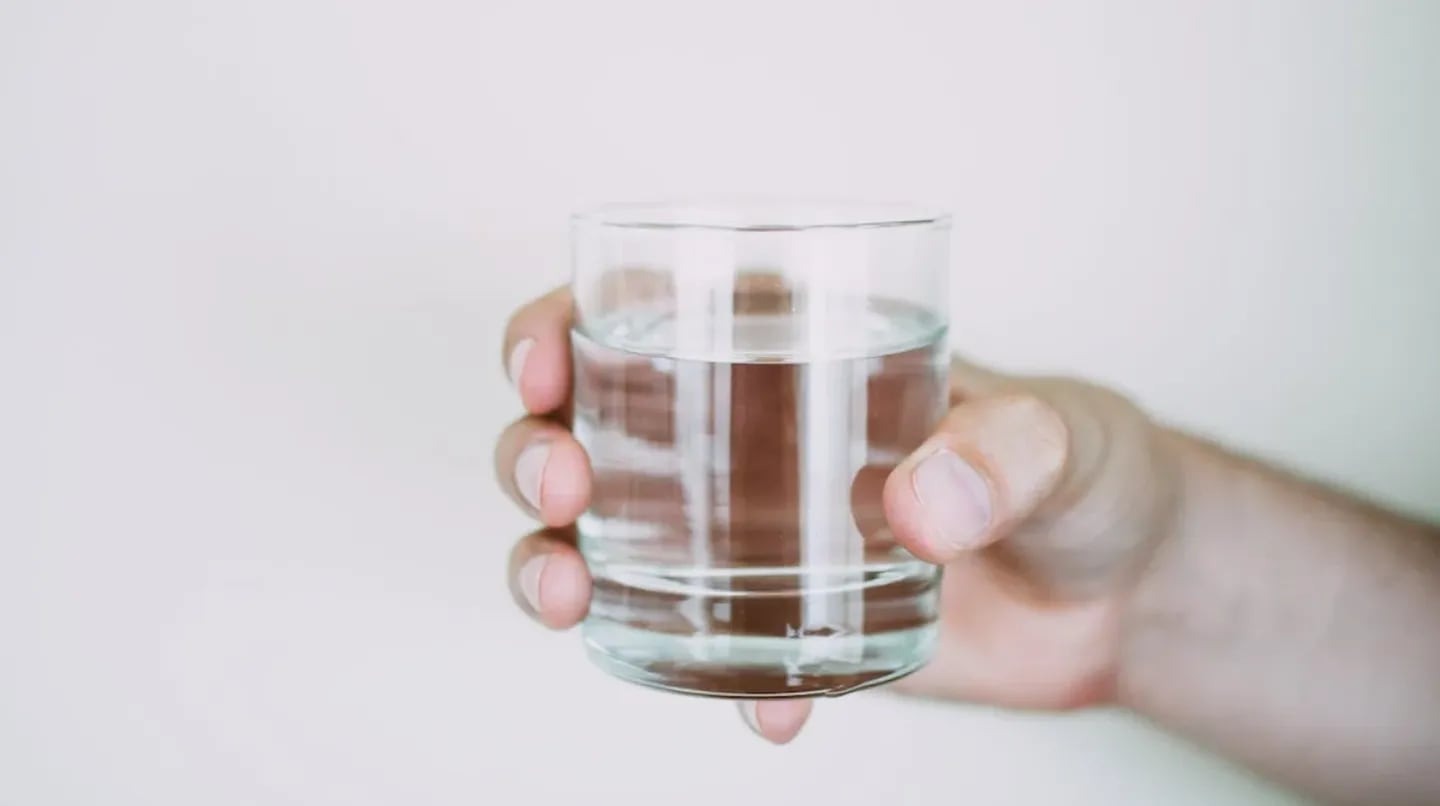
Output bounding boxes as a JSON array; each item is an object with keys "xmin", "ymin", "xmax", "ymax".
[{"xmin": 3, "ymin": 1, "xmax": 1437, "ymax": 804}]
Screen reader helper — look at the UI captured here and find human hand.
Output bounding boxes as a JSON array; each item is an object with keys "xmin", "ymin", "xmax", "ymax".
[{"xmin": 496, "ymin": 286, "xmax": 1179, "ymax": 743}]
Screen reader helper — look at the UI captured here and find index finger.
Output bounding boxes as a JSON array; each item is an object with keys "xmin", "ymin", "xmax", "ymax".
[{"xmin": 503, "ymin": 286, "xmax": 574, "ymax": 416}]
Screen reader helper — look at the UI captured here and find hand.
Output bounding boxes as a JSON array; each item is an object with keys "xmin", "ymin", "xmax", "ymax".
[{"xmin": 495, "ymin": 286, "xmax": 1180, "ymax": 743}]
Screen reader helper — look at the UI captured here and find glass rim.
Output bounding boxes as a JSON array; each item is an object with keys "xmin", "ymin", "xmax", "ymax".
[{"xmin": 571, "ymin": 199, "xmax": 951, "ymax": 232}]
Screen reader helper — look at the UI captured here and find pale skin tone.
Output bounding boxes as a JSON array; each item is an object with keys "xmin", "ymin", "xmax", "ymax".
[{"xmin": 497, "ymin": 287, "xmax": 1440, "ymax": 805}]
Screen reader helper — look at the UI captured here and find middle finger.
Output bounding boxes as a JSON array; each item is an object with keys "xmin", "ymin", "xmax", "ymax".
[{"xmin": 494, "ymin": 415, "xmax": 593, "ymax": 527}]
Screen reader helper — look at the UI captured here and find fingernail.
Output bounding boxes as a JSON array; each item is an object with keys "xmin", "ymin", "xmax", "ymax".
[
  {"xmin": 737, "ymin": 701, "xmax": 762, "ymax": 737},
  {"xmin": 507, "ymin": 338, "xmax": 534, "ymax": 391},
  {"xmin": 912, "ymin": 448, "xmax": 992, "ymax": 550},
  {"xmin": 514, "ymin": 441, "xmax": 550, "ymax": 511},
  {"xmin": 518, "ymin": 555, "xmax": 547, "ymax": 612}
]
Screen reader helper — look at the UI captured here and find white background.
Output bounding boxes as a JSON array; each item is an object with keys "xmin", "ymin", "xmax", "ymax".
[{"xmin": 3, "ymin": 1, "xmax": 1438, "ymax": 804}]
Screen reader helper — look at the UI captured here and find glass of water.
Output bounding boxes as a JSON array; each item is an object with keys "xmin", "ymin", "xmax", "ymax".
[{"xmin": 570, "ymin": 201, "xmax": 951, "ymax": 698}]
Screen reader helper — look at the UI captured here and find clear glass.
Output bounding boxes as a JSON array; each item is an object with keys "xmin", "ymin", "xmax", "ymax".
[{"xmin": 570, "ymin": 200, "xmax": 951, "ymax": 698}]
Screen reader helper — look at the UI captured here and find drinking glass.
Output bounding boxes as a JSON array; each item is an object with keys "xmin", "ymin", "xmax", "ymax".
[{"xmin": 570, "ymin": 200, "xmax": 951, "ymax": 697}]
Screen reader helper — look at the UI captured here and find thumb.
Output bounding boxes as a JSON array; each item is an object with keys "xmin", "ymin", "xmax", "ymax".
[{"xmin": 883, "ymin": 394, "xmax": 1069, "ymax": 564}]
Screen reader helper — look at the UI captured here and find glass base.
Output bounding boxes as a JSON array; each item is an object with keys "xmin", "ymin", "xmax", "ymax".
[{"xmin": 582, "ymin": 620, "xmax": 938, "ymax": 699}]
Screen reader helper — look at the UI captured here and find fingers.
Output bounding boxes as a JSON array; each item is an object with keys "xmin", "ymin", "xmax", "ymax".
[
  {"xmin": 507, "ymin": 527, "xmax": 592, "ymax": 630},
  {"xmin": 500, "ymin": 289, "xmax": 592, "ymax": 629},
  {"xmin": 883, "ymin": 394, "xmax": 1069, "ymax": 564},
  {"xmin": 494, "ymin": 415, "xmax": 592, "ymax": 527},
  {"xmin": 503, "ymin": 286, "xmax": 574, "ymax": 416},
  {"xmin": 737, "ymin": 699, "xmax": 813, "ymax": 745}
]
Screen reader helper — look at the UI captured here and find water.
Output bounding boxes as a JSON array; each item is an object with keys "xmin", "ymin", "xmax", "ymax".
[{"xmin": 572, "ymin": 294, "xmax": 949, "ymax": 697}]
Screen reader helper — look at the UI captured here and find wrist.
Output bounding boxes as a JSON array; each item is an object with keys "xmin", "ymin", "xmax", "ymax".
[{"xmin": 1112, "ymin": 426, "xmax": 1205, "ymax": 714}]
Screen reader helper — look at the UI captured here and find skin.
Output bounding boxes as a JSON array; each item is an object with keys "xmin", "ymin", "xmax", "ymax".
[{"xmin": 496, "ymin": 286, "xmax": 1440, "ymax": 805}]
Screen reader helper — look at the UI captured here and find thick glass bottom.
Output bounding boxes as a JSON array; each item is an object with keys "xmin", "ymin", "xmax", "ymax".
[{"xmin": 582, "ymin": 620, "xmax": 938, "ymax": 699}]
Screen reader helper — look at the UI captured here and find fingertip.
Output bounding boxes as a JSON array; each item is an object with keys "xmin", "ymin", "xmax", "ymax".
[
  {"xmin": 537, "ymin": 437, "xmax": 592, "ymax": 527},
  {"xmin": 882, "ymin": 453, "xmax": 965, "ymax": 564},
  {"xmin": 508, "ymin": 529, "xmax": 592, "ymax": 630},
  {"xmin": 533, "ymin": 549, "xmax": 592, "ymax": 630},
  {"xmin": 738, "ymin": 699, "xmax": 813, "ymax": 745},
  {"xmin": 516, "ymin": 335, "xmax": 572, "ymax": 415},
  {"xmin": 503, "ymin": 287, "xmax": 576, "ymax": 415},
  {"xmin": 507, "ymin": 338, "xmax": 535, "ymax": 394}
]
